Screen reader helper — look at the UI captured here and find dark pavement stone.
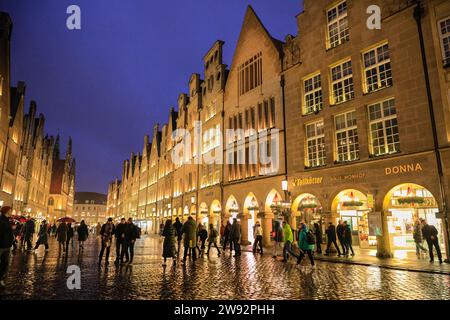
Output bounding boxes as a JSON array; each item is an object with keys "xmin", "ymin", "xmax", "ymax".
[{"xmin": 1, "ymin": 235, "xmax": 449, "ymax": 300}]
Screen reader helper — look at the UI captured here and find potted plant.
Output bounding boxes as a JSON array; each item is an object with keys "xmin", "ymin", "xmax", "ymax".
[
  {"xmin": 342, "ymin": 200, "xmax": 364, "ymax": 207},
  {"xmin": 397, "ymin": 197, "xmax": 425, "ymax": 205}
]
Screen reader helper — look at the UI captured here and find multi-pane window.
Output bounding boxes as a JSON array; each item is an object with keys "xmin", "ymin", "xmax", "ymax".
[
  {"xmin": 305, "ymin": 120, "xmax": 326, "ymax": 168},
  {"xmin": 439, "ymin": 17, "xmax": 450, "ymax": 66},
  {"xmin": 363, "ymin": 43, "xmax": 392, "ymax": 93},
  {"xmin": 335, "ymin": 110, "xmax": 359, "ymax": 162},
  {"xmin": 204, "ymin": 100, "xmax": 217, "ymax": 121},
  {"xmin": 368, "ymin": 98, "xmax": 400, "ymax": 156},
  {"xmin": 330, "ymin": 60, "xmax": 354, "ymax": 104},
  {"xmin": 238, "ymin": 52, "xmax": 262, "ymax": 95},
  {"xmin": 327, "ymin": 1, "xmax": 349, "ymax": 49},
  {"xmin": 303, "ymin": 73, "xmax": 322, "ymax": 114}
]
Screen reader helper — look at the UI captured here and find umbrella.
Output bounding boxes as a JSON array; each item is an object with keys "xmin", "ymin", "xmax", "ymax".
[
  {"xmin": 11, "ymin": 215, "xmax": 27, "ymax": 223},
  {"xmin": 57, "ymin": 217, "xmax": 76, "ymax": 223}
]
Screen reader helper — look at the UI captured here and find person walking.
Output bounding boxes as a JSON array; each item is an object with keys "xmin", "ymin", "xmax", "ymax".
[
  {"xmin": 114, "ymin": 218, "xmax": 127, "ymax": 264},
  {"xmin": 77, "ymin": 220, "xmax": 89, "ymax": 252},
  {"xmin": 162, "ymin": 219, "xmax": 176, "ymax": 267},
  {"xmin": 421, "ymin": 219, "xmax": 443, "ymax": 264},
  {"xmin": 230, "ymin": 218, "xmax": 242, "ymax": 257},
  {"xmin": 173, "ymin": 217, "xmax": 183, "ymax": 257},
  {"xmin": 66, "ymin": 223, "xmax": 74, "ymax": 253},
  {"xmin": 325, "ymin": 222, "xmax": 342, "ymax": 256},
  {"xmin": 219, "ymin": 223, "xmax": 225, "ymax": 247},
  {"xmin": 33, "ymin": 220, "xmax": 49, "ymax": 252},
  {"xmin": 196, "ymin": 224, "xmax": 208, "ymax": 256},
  {"xmin": 282, "ymin": 221, "xmax": 295, "ymax": 262},
  {"xmin": 0, "ymin": 206, "xmax": 14, "ymax": 288},
  {"xmin": 296, "ymin": 223, "xmax": 315, "ymax": 266},
  {"xmin": 181, "ymin": 216, "xmax": 197, "ymax": 264},
  {"xmin": 336, "ymin": 220, "xmax": 347, "ymax": 256},
  {"xmin": 123, "ymin": 217, "xmax": 138, "ymax": 264},
  {"xmin": 252, "ymin": 221, "xmax": 263, "ymax": 255},
  {"xmin": 23, "ymin": 218, "xmax": 35, "ymax": 251},
  {"xmin": 272, "ymin": 220, "xmax": 284, "ymax": 258},
  {"xmin": 98, "ymin": 218, "xmax": 115, "ymax": 266},
  {"xmin": 343, "ymin": 221, "xmax": 354, "ymax": 256},
  {"xmin": 95, "ymin": 222, "xmax": 102, "ymax": 237},
  {"xmin": 222, "ymin": 221, "xmax": 232, "ymax": 251},
  {"xmin": 413, "ymin": 219, "xmax": 427, "ymax": 258},
  {"xmin": 56, "ymin": 222, "xmax": 68, "ymax": 254},
  {"xmin": 206, "ymin": 223, "xmax": 221, "ymax": 257},
  {"xmin": 313, "ymin": 223, "xmax": 323, "ymax": 255}
]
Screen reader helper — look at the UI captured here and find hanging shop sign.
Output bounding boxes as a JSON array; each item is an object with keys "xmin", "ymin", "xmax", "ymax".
[
  {"xmin": 384, "ymin": 163, "xmax": 423, "ymax": 175},
  {"xmin": 292, "ymin": 177, "xmax": 323, "ymax": 187},
  {"xmin": 368, "ymin": 212, "xmax": 383, "ymax": 236}
]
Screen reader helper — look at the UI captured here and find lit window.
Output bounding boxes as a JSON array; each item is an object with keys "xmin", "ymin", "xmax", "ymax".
[
  {"xmin": 334, "ymin": 110, "xmax": 359, "ymax": 162},
  {"xmin": 303, "ymin": 73, "xmax": 322, "ymax": 114},
  {"xmin": 438, "ymin": 17, "xmax": 450, "ymax": 66},
  {"xmin": 330, "ymin": 59, "xmax": 354, "ymax": 105},
  {"xmin": 238, "ymin": 52, "xmax": 262, "ymax": 96},
  {"xmin": 368, "ymin": 98, "xmax": 400, "ymax": 156},
  {"xmin": 327, "ymin": 1, "xmax": 349, "ymax": 49},
  {"xmin": 362, "ymin": 43, "xmax": 392, "ymax": 93},
  {"xmin": 305, "ymin": 120, "xmax": 326, "ymax": 167}
]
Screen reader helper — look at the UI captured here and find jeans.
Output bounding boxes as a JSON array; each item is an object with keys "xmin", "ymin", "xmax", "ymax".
[
  {"xmin": 344, "ymin": 241, "xmax": 354, "ymax": 255},
  {"xmin": 415, "ymin": 241, "xmax": 428, "ymax": 256},
  {"xmin": 121, "ymin": 241, "xmax": 135, "ymax": 262},
  {"xmin": 325, "ymin": 239, "xmax": 341, "ymax": 255},
  {"xmin": 207, "ymin": 241, "xmax": 221, "ymax": 255},
  {"xmin": 0, "ymin": 248, "xmax": 11, "ymax": 281},
  {"xmin": 338, "ymin": 237, "xmax": 346, "ymax": 255},
  {"xmin": 232, "ymin": 240, "xmax": 241, "ymax": 255},
  {"xmin": 99, "ymin": 240, "xmax": 111, "ymax": 263},
  {"xmin": 115, "ymin": 239, "xmax": 125, "ymax": 262},
  {"xmin": 283, "ymin": 241, "xmax": 296, "ymax": 260},
  {"xmin": 182, "ymin": 246, "xmax": 197, "ymax": 261},
  {"xmin": 297, "ymin": 249, "xmax": 315, "ymax": 266},
  {"xmin": 253, "ymin": 235, "xmax": 263, "ymax": 253},
  {"xmin": 58, "ymin": 241, "xmax": 66, "ymax": 252},
  {"xmin": 426, "ymin": 238, "xmax": 442, "ymax": 262}
]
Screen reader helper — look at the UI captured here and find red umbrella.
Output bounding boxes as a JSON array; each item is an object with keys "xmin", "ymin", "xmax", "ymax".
[
  {"xmin": 57, "ymin": 217, "xmax": 76, "ymax": 223},
  {"xmin": 11, "ymin": 215, "xmax": 27, "ymax": 223}
]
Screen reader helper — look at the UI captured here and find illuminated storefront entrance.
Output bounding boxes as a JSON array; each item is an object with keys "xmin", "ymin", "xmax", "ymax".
[
  {"xmin": 244, "ymin": 194, "xmax": 259, "ymax": 245},
  {"xmin": 384, "ymin": 183, "xmax": 445, "ymax": 252},
  {"xmin": 333, "ymin": 189, "xmax": 376, "ymax": 248},
  {"xmin": 292, "ymin": 193, "xmax": 322, "ymax": 228}
]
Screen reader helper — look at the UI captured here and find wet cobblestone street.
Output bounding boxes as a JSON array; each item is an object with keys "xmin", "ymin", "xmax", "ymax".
[{"xmin": 1, "ymin": 235, "xmax": 449, "ymax": 300}]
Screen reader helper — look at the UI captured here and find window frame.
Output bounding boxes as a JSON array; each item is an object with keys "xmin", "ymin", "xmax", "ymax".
[
  {"xmin": 334, "ymin": 109, "xmax": 359, "ymax": 163},
  {"xmin": 302, "ymin": 72, "xmax": 323, "ymax": 115},
  {"xmin": 326, "ymin": 0, "xmax": 349, "ymax": 50},
  {"xmin": 329, "ymin": 58, "xmax": 354, "ymax": 105},
  {"xmin": 305, "ymin": 119, "xmax": 326, "ymax": 168},
  {"xmin": 361, "ymin": 41, "xmax": 393, "ymax": 94},
  {"xmin": 438, "ymin": 17, "xmax": 450, "ymax": 67}
]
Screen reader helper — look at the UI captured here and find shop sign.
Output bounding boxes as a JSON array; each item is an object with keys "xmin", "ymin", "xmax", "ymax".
[
  {"xmin": 384, "ymin": 163, "xmax": 423, "ymax": 175},
  {"xmin": 293, "ymin": 177, "xmax": 323, "ymax": 187},
  {"xmin": 331, "ymin": 172, "xmax": 366, "ymax": 182},
  {"xmin": 368, "ymin": 212, "xmax": 383, "ymax": 236}
]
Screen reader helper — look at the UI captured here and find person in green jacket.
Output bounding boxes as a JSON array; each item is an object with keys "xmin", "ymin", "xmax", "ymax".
[
  {"xmin": 181, "ymin": 216, "xmax": 197, "ymax": 263},
  {"xmin": 282, "ymin": 221, "xmax": 296, "ymax": 262},
  {"xmin": 297, "ymin": 223, "xmax": 315, "ymax": 266}
]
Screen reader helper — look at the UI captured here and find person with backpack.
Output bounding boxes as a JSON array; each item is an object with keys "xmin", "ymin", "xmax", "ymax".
[
  {"xmin": 272, "ymin": 220, "xmax": 284, "ymax": 258},
  {"xmin": 325, "ymin": 222, "xmax": 341, "ymax": 256},
  {"xmin": 296, "ymin": 222, "xmax": 315, "ymax": 266},
  {"xmin": 206, "ymin": 223, "xmax": 221, "ymax": 257},
  {"xmin": 343, "ymin": 221, "xmax": 354, "ymax": 256},
  {"xmin": 421, "ymin": 219, "xmax": 443, "ymax": 264},
  {"xmin": 173, "ymin": 217, "xmax": 183, "ymax": 257}
]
